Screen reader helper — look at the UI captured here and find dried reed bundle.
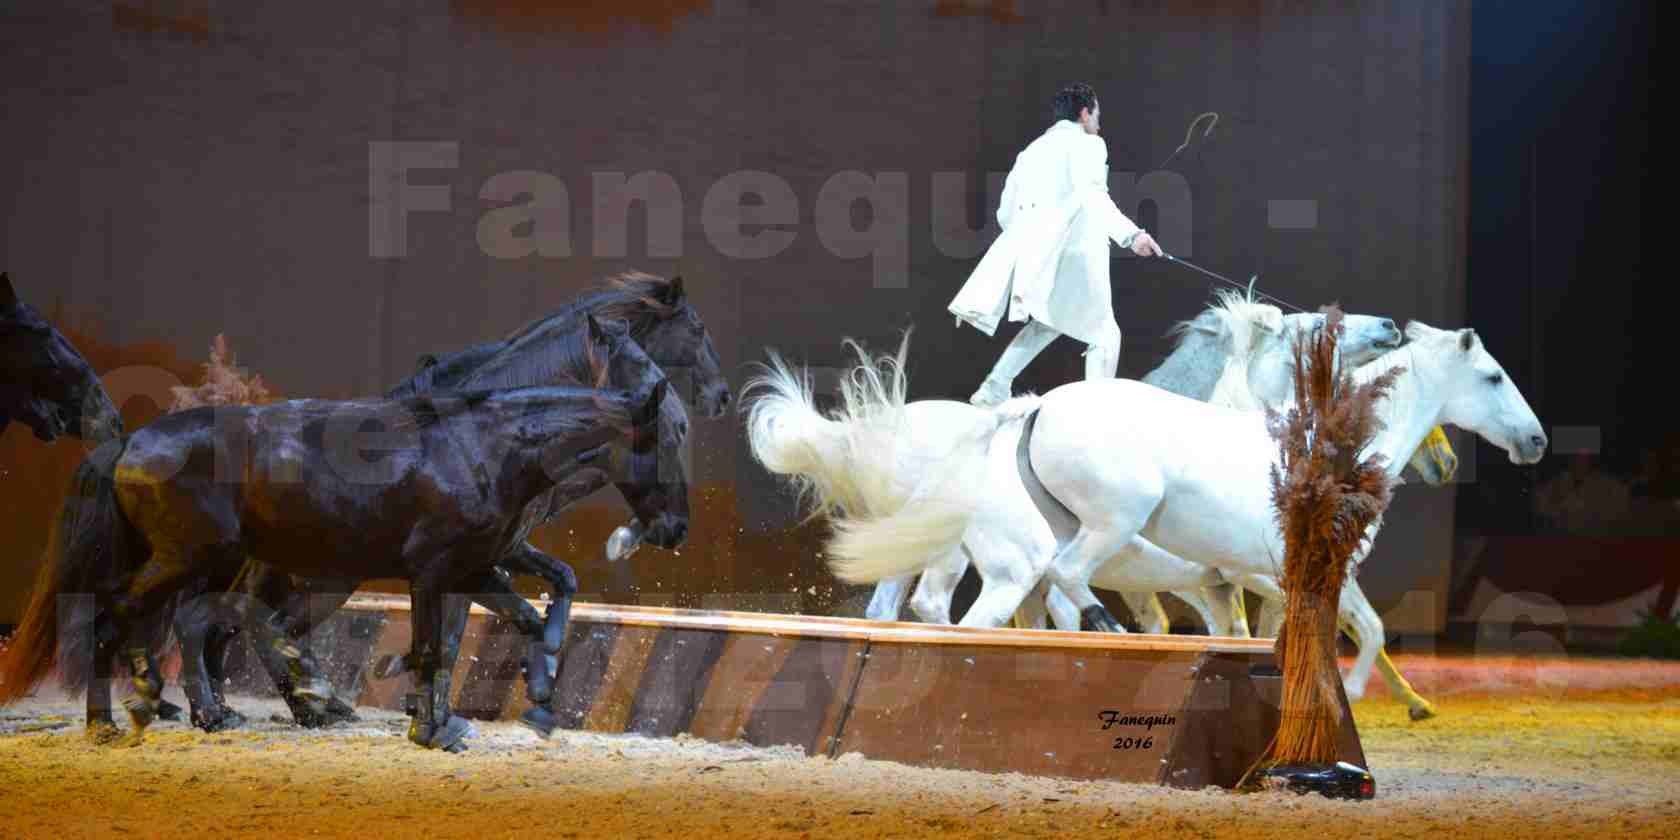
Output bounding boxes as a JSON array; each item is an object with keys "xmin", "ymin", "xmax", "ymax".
[
  {"xmin": 169, "ymin": 334, "xmax": 276, "ymax": 410},
  {"xmin": 1262, "ymin": 306, "xmax": 1398, "ymax": 766}
]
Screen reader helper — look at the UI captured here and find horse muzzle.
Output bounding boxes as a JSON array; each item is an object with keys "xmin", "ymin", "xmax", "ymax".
[
  {"xmin": 1510, "ymin": 430, "xmax": 1548, "ymax": 465},
  {"xmin": 24, "ymin": 401, "xmax": 68, "ymax": 442},
  {"xmin": 640, "ymin": 514, "xmax": 689, "ymax": 549}
]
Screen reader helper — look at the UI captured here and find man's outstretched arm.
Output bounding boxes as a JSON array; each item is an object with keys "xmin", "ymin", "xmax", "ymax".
[{"xmin": 1071, "ymin": 135, "xmax": 1163, "ymax": 257}]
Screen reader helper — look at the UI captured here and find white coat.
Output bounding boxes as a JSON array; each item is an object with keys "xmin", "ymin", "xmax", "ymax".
[{"xmin": 948, "ymin": 120, "xmax": 1143, "ymax": 347}]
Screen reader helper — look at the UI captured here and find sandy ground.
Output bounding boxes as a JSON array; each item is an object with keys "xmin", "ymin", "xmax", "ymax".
[{"xmin": 2, "ymin": 670, "xmax": 1678, "ymax": 838}]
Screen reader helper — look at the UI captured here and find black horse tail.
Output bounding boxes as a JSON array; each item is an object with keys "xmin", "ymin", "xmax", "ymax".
[{"xmin": 0, "ymin": 438, "xmax": 135, "ymax": 702}]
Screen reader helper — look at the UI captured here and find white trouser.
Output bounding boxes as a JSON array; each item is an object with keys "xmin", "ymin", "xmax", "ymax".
[{"xmin": 982, "ymin": 319, "xmax": 1120, "ymax": 384}]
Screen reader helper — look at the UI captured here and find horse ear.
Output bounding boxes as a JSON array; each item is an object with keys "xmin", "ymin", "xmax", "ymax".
[
  {"xmin": 665, "ymin": 275, "xmax": 686, "ymax": 304},
  {"xmin": 587, "ymin": 312, "xmax": 607, "ymax": 342},
  {"xmin": 1, "ymin": 273, "xmax": 15, "ymax": 307},
  {"xmin": 1458, "ymin": 328, "xmax": 1477, "ymax": 352}
]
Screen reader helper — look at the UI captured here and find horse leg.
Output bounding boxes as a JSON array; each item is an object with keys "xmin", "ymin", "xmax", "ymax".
[
  {"xmin": 907, "ymin": 546, "xmax": 967, "ymax": 625},
  {"xmin": 1375, "ymin": 647, "xmax": 1438, "ymax": 721},
  {"xmin": 1226, "ymin": 584, "xmax": 1252, "ymax": 638},
  {"xmin": 865, "ymin": 575, "xmax": 913, "ymax": 622},
  {"xmin": 244, "ymin": 570, "xmax": 359, "ymax": 727},
  {"xmin": 1336, "ymin": 577, "xmax": 1385, "ymax": 704},
  {"xmin": 1044, "ymin": 584, "xmax": 1083, "ymax": 631},
  {"xmin": 85, "ymin": 635, "xmax": 122, "ymax": 744},
  {"xmin": 406, "ymin": 576, "xmax": 471, "ymax": 752},
  {"xmin": 1032, "ymin": 443, "xmax": 1161, "ymax": 635},
  {"xmin": 369, "ymin": 545, "xmax": 576, "ymax": 737},
  {"xmin": 1238, "ymin": 574, "xmax": 1287, "ymax": 639},
  {"xmin": 1167, "ymin": 585, "xmax": 1245, "ymax": 637},
  {"xmin": 1120, "ymin": 592, "xmax": 1169, "ymax": 634},
  {"xmin": 960, "ymin": 519, "xmax": 1055, "ymax": 630},
  {"xmin": 1043, "ymin": 583, "xmax": 1127, "ymax": 633},
  {"xmin": 1012, "ymin": 579, "xmax": 1051, "ymax": 629},
  {"xmin": 105, "ymin": 553, "xmax": 196, "ymax": 746},
  {"xmin": 173, "ymin": 587, "xmax": 243, "ymax": 732},
  {"xmin": 498, "ymin": 544, "xmax": 576, "ymax": 738},
  {"xmin": 203, "ymin": 617, "xmax": 243, "ymax": 726},
  {"xmin": 67, "ymin": 591, "xmax": 121, "ymax": 744},
  {"xmin": 446, "ymin": 566, "xmax": 564, "ymax": 738},
  {"xmin": 1166, "ymin": 590, "xmax": 1215, "ymax": 633}
]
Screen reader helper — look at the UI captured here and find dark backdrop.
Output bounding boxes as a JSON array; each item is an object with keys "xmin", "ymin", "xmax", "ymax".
[{"xmin": 2, "ymin": 1, "xmax": 1651, "ymax": 632}]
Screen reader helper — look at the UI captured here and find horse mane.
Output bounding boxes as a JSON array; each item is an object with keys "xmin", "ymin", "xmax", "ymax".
[
  {"xmin": 1164, "ymin": 288, "xmax": 1281, "ymax": 349},
  {"xmin": 1198, "ymin": 289, "xmax": 1286, "ymax": 409},
  {"xmin": 460, "ymin": 319, "xmax": 612, "ymax": 393},
  {"xmin": 1402, "ymin": 320, "xmax": 1456, "ymax": 347},
  {"xmin": 269, "ymin": 381, "xmax": 630, "ymax": 438},
  {"xmin": 502, "ymin": 271, "xmax": 682, "ymax": 345},
  {"xmin": 427, "ymin": 386, "xmax": 635, "ymax": 439},
  {"xmin": 1208, "ymin": 288, "xmax": 1283, "ymax": 356}
]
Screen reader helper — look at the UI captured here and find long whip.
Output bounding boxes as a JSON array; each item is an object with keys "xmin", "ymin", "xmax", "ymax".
[{"xmin": 1157, "ymin": 253, "xmax": 1308, "ymax": 314}]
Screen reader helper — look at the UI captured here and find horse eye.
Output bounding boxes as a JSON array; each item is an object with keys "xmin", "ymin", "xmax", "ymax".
[{"xmin": 1486, "ymin": 373, "xmax": 1503, "ymax": 385}]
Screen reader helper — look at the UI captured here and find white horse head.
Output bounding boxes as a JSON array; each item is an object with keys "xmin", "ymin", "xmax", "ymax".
[
  {"xmin": 1241, "ymin": 309, "xmax": 1404, "ymax": 406},
  {"xmin": 1385, "ymin": 322, "xmax": 1547, "ymax": 465},
  {"xmin": 1282, "ymin": 311, "xmax": 1402, "ymax": 365},
  {"xmin": 1204, "ymin": 290, "xmax": 1405, "ymax": 410}
]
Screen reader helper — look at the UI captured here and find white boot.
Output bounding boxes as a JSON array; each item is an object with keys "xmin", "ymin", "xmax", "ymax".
[
  {"xmin": 1082, "ymin": 323, "xmax": 1122, "ymax": 380},
  {"xmin": 971, "ymin": 320, "xmax": 1059, "ymax": 406},
  {"xmin": 969, "ymin": 375, "xmax": 1013, "ymax": 407}
]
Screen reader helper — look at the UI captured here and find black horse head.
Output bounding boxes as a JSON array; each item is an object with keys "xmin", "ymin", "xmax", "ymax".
[
  {"xmin": 0, "ymin": 273, "xmax": 121, "ymax": 443},
  {"xmin": 587, "ymin": 273, "xmax": 731, "ymax": 418},
  {"xmin": 463, "ymin": 310, "xmax": 692, "ymax": 551}
]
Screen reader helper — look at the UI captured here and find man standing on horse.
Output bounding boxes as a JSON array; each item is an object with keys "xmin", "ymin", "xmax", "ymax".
[{"xmin": 949, "ymin": 82, "xmax": 1163, "ymax": 407}]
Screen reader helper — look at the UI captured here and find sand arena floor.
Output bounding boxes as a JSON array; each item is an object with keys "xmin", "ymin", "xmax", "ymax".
[{"xmin": 2, "ymin": 655, "xmax": 1678, "ymax": 839}]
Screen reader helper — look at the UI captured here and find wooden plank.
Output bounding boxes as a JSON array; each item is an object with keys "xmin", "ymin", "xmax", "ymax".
[
  {"xmin": 316, "ymin": 594, "xmax": 1359, "ymax": 788},
  {"xmin": 835, "ymin": 641, "xmax": 1198, "ymax": 781},
  {"xmin": 340, "ymin": 594, "xmax": 1276, "ymax": 654}
]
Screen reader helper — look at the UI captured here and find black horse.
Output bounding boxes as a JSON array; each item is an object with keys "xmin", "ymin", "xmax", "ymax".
[
  {"xmin": 0, "ymin": 336, "xmax": 678, "ymax": 751},
  {"xmin": 174, "ymin": 313, "xmax": 692, "ymax": 735},
  {"xmin": 175, "ymin": 272, "xmax": 725, "ymax": 734},
  {"xmin": 0, "ymin": 272, "xmax": 121, "ymax": 444}
]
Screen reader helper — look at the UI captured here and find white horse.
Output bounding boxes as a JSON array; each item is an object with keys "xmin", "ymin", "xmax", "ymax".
[
  {"xmin": 747, "ymin": 305, "xmax": 1472, "ymax": 716},
  {"xmin": 823, "ymin": 322, "xmax": 1546, "ymax": 706},
  {"xmin": 860, "ymin": 293, "xmax": 1407, "ymax": 631}
]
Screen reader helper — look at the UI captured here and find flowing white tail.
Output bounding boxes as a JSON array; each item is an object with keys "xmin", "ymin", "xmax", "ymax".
[{"xmin": 743, "ymin": 331, "xmax": 1039, "ymax": 584}]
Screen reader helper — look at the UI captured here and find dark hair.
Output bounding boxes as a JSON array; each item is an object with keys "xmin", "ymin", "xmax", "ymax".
[{"xmin": 1052, "ymin": 83, "xmax": 1097, "ymax": 123}]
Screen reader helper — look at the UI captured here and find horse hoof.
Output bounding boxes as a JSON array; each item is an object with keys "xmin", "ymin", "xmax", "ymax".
[
  {"xmin": 116, "ymin": 731, "xmax": 148, "ymax": 749},
  {"xmin": 518, "ymin": 707, "xmax": 559, "ymax": 739},
  {"xmin": 324, "ymin": 697, "xmax": 360, "ymax": 723},
  {"xmin": 426, "ymin": 715, "xmax": 475, "ymax": 751},
  {"xmin": 122, "ymin": 696, "xmax": 157, "ymax": 730},
  {"xmin": 1408, "ymin": 702, "xmax": 1438, "ymax": 722},
  {"xmin": 1078, "ymin": 605, "xmax": 1124, "ymax": 634},
  {"xmin": 155, "ymin": 700, "xmax": 184, "ymax": 722},
  {"xmin": 292, "ymin": 676, "xmax": 335, "ymax": 703},
  {"xmin": 85, "ymin": 722, "xmax": 122, "ymax": 745},
  {"xmin": 196, "ymin": 709, "xmax": 248, "ymax": 733}
]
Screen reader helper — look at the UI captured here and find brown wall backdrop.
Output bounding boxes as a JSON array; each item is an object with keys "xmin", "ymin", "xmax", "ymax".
[{"xmin": 0, "ymin": 1, "xmax": 1470, "ymax": 628}]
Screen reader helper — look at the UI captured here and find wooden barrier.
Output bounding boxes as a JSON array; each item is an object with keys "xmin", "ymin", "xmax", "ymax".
[{"xmin": 218, "ymin": 595, "xmax": 1365, "ymax": 789}]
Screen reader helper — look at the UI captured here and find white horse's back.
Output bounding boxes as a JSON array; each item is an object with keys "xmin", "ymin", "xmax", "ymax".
[{"xmin": 1028, "ymin": 378, "xmax": 1283, "ymax": 578}]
